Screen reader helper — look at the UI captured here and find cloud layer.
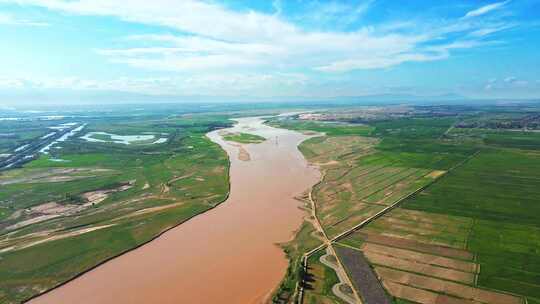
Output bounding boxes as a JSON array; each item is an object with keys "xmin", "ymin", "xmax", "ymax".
[
  {"xmin": 1, "ymin": 0, "xmax": 533, "ymax": 102},
  {"xmin": 3, "ymin": 0, "xmax": 514, "ymax": 74}
]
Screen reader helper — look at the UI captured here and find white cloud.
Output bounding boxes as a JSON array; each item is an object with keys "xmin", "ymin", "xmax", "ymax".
[
  {"xmin": 464, "ymin": 1, "xmax": 509, "ymax": 18},
  {"xmin": 0, "ymin": 12, "xmax": 49, "ymax": 26},
  {"xmin": 483, "ymin": 76, "xmax": 531, "ymax": 92},
  {"xmin": 314, "ymin": 39, "xmax": 489, "ymax": 72},
  {"xmin": 0, "ymin": 73, "xmax": 311, "ymax": 97},
  {"xmin": 1, "ymin": 0, "xmax": 515, "ymax": 74},
  {"xmin": 2, "ymin": 0, "xmax": 296, "ymax": 42},
  {"xmin": 504, "ymin": 76, "xmax": 517, "ymax": 83},
  {"xmin": 291, "ymin": 0, "xmax": 374, "ymax": 29},
  {"xmin": 469, "ymin": 24, "xmax": 514, "ymax": 37},
  {"xmin": 316, "ymin": 52, "xmax": 445, "ymax": 72}
]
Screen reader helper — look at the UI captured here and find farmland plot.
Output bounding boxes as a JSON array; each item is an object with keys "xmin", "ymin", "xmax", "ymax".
[
  {"xmin": 338, "ymin": 147, "xmax": 540, "ymax": 303},
  {"xmin": 304, "ymin": 135, "xmax": 442, "ymax": 238},
  {"xmin": 338, "ymin": 207, "xmax": 523, "ymax": 304}
]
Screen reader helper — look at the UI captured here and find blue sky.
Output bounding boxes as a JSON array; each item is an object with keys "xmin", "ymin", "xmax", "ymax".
[{"xmin": 0, "ymin": 0, "xmax": 539, "ymax": 105}]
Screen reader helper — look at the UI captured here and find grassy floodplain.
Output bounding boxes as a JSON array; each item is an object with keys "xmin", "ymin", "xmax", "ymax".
[{"xmin": 0, "ymin": 114, "xmax": 232, "ymax": 303}]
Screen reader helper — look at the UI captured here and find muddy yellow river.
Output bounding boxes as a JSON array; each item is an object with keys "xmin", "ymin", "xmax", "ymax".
[{"xmin": 30, "ymin": 116, "xmax": 320, "ymax": 304}]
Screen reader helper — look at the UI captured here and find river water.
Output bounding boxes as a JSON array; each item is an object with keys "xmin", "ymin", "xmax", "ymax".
[{"xmin": 30, "ymin": 116, "xmax": 320, "ymax": 304}]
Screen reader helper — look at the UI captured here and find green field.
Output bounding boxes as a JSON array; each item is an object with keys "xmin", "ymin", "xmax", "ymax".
[
  {"xmin": 334, "ymin": 145, "xmax": 540, "ymax": 303},
  {"xmin": 294, "ymin": 116, "xmax": 472, "ymax": 239},
  {"xmin": 301, "ymin": 135, "xmax": 440, "ymax": 238},
  {"xmin": 401, "ymin": 148, "xmax": 540, "ymax": 302}
]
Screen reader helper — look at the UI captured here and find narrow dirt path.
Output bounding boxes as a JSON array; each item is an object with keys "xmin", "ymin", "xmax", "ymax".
[{"xmin": 297, "ymin": 171, "xmax": 362, "ymax": 304}]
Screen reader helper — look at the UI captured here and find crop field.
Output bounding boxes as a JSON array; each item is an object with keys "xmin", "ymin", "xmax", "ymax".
[
  {"xmin": 370, "ymin": 117, "xmax": 457, "ymax": 140},
  {"xmin": 0, "ymin": 115, "xmax": 231, "ymax": 303},
  {"xmin": 337, "ymin": 148, "xmax": 540, "ymax": 304},
  {"xmin": 400, "ymin": 148, "xmax": 540, "ymax": 303},
  {"xmin": 452, "ymin": 128, "xmax": 540, "ymax": 150},
  {"xmin": 271, "ymin": 116, "xmax": 475, "ymax": 303},
  {"xmin": 299, "ymin": 135, "xmax": 445, "ymax": 239}
]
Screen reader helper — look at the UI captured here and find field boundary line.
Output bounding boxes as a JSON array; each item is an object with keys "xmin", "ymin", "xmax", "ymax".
[
  {"xmin": 297, "ymin": 170, "xmax": 362, "ymax": 304},
  {"xmin": 357, "ymin": 168, "xmax": 425, "ymax": 201},
  {"xmin": 298, "ymin": 148, "xmax": 481, "ymax": 304},
  {"xmin": 332, "ymin": 149, "xmax": 480, "ymax": 243}
]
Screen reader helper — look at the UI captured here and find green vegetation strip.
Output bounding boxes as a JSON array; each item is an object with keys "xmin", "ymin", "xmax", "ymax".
[{"xmin": 222, "ymin": 132, "xmax": 266, "ymax": 144}]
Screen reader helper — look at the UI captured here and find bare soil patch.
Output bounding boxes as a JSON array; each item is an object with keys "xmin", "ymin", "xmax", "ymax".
[
  {"xmin": 426, "ymin": 170, "xmax": 447, "ymax": 179},
  {"xmin": 81, "ymin": 181, "xmax": 134, "ymax": 207},
  {"xmin": 383, "ymin": 281, "xmax": 481, "ymax": 304},
  {"xmin": 356, "ymin": 231, "xmax": 473, "ymax": 260},
  {"xmin": 375, "ymin": 267, "xmax": 522, "ymax": 304},
  {"xmin": 375, "ymin": 230, "xmax": 457, "ymax": 248},
  {"xmin": 383, "ymin": 280, "xmax": 439, "ymax": 304},
  {"xmin": 6, "ymin": 214, "xmax": 62, "ymax": 231},
  {"xmin": 363, "ymin": 251, "xmax": 475, "ymax": 284},
  {"xmin": 362, "ymin": 243, "xmax": 477, "ymax": 273},
  {"xmin": 0, "ymin": 168, "xmax": 114, "ymax": 185},
  {"xmin": 3, "ymin": 224, "xmax": 116, "ymax": 253},
  {"xmin": 4, "ymin": 181, "xmax": 134, "ymax": 231},
  {"xmin": 114, "ymin": 201, "xmax": 184, "ymax": 221},
  {"xmin": 378, "ymin": 216, "xmax": 468, "ymax": 235},
  {"xmin": 387, "ymin": 209, "xmax": 471, "ymax": 227}
]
